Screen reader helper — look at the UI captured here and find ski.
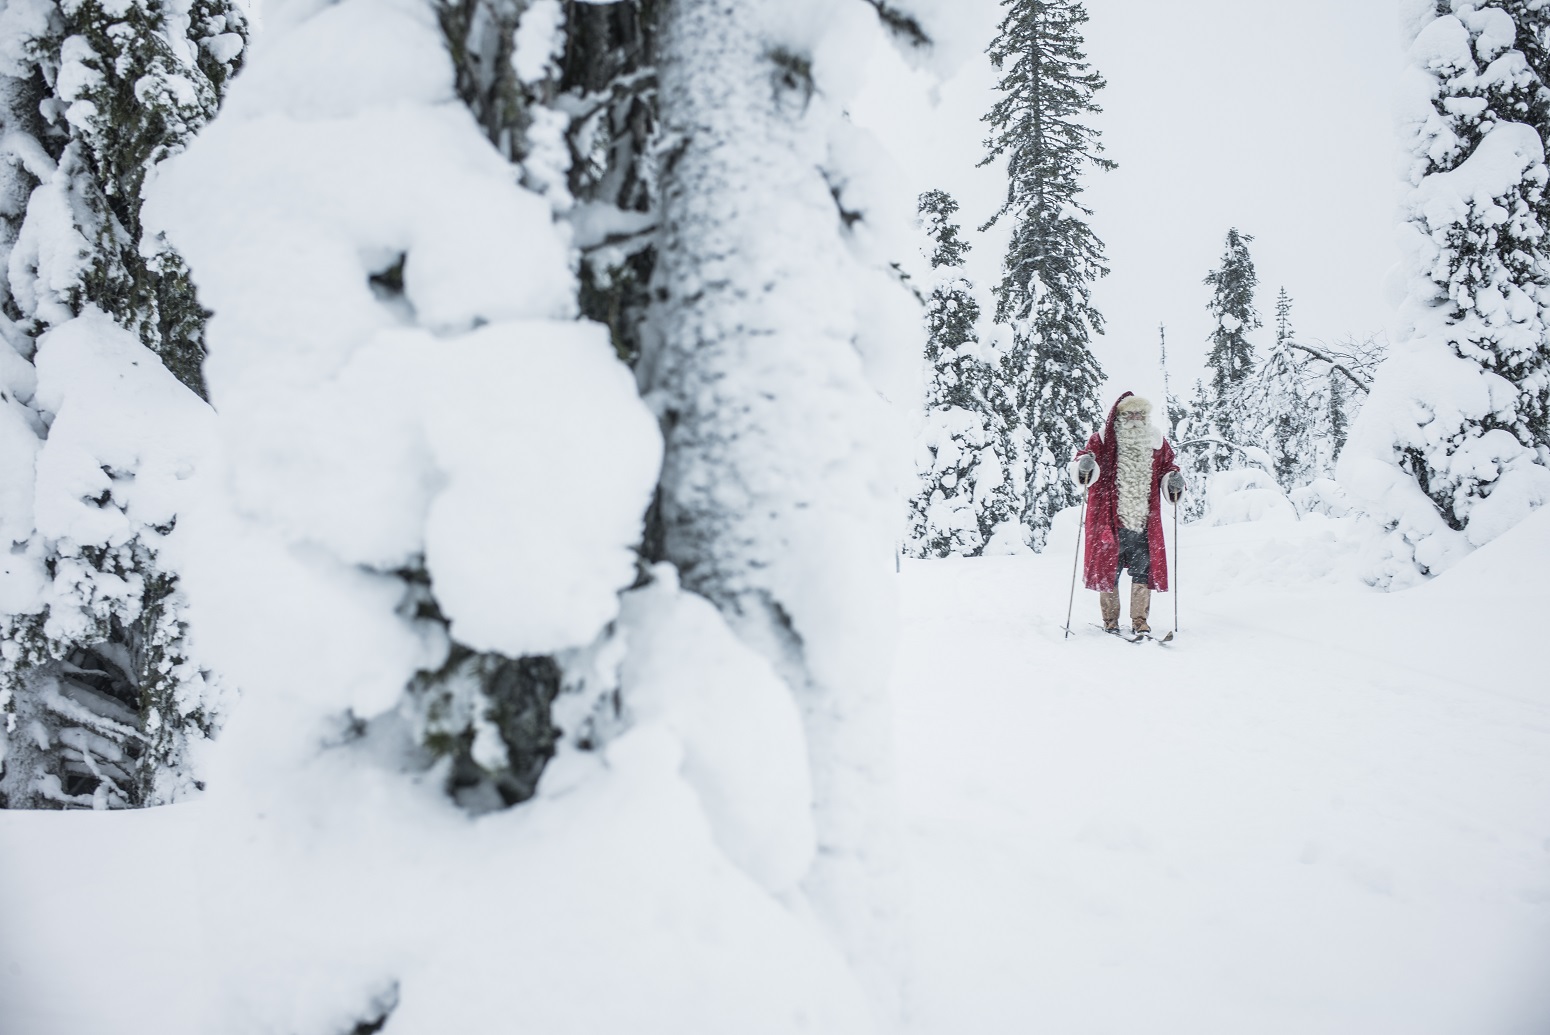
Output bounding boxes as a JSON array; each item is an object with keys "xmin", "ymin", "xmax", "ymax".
[
  {"xmin": 1085, "ymin": 624, "xmax": 1174, "ymax": 644},
  {"xmin": 1090, "ymin": 623, "xmax": 1147, "ymax": 643}
]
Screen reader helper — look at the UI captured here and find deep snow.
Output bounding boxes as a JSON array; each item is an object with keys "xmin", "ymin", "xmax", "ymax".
[
  {"xmin": 2, "ymin": 506, "xmax": 1548, "ymax": 1033},
  {"xmin": 898, "ymin": 506, "xmax": 1550, "ymax": 1034}
]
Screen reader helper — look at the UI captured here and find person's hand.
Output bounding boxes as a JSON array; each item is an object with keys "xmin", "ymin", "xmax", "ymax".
[
  {"xmin": 1074, "ymin": 454, "xmax": 1098, "ymax": 486},
  {"xmin": 1164, "ymin": 470, "xmax": 1186, "ymax": 503}
]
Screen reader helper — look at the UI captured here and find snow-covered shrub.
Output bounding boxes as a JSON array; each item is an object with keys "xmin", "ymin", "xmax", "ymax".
[
  {"xmin": 1290, "ymin": 477, "xmax": 1357, "ymax": 519},
  {"xmin": 0, "ymin": 0, "xmax": 246, "ymax": 807},
  {"xmin": 1203, "ymin": 468, "xmax": 1299, "ymax": 526},
  {"xmin": 1342, "ymin": 3, "xmax": 1550, "ymax": 587}
]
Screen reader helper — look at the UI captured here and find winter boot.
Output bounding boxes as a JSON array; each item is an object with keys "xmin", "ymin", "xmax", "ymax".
[
  {"xmin": 1130, "ymin": 582, "xmax": 1152, "ymax": 636},
  {"xmin": 1099, "ymin": 590, "xmax": 1121, "ymax": 632}
]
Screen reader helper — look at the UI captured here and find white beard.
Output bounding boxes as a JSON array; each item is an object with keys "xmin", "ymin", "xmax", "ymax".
[{"xmin": 1115, "ymin": 417, "xmax": 1154, "ymax": 532}]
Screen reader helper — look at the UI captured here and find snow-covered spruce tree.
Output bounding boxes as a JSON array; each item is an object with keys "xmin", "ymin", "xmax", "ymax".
[
  {"xmin": 136, "ymin": 0, "xmax": 901, "ymax": 1028},
  {"xmin": 1341, "ymin": 1, "xmax": 1550, "ymax": 585},
  {"xmin": 0, "ymin": 2, "xmax": 246, "ymax": 808},
  {"xmin": 908, "ymin": 189, "xmax": 1011, "ymax": 558},
  {"xmin": 1172, "ymin": 378, "xmax": 1216, "ymax": 522},
  {"xmin": 1242, "ymin": 287, "xmax": 1319, "ymax": 492},
  {"xmin": 979, "ymin": 0, "xmax": 1113, "ymax": 551},
  {"xmin": 1200, "ymin": 226, "xmax": 1261, "ymax": 473},
  {"xmin": 642, "ymin": 0, "xmax": 927, "ymax": 1015}
]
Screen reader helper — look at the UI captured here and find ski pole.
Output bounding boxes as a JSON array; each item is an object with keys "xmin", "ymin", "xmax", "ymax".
[
  {"xmin": 1173, "ymin": 498, "xmax": 1180, "ymax": 636},
  {"xmin": 1064, "ymin": 492, "xmax": 1087, "ymax": 639}
]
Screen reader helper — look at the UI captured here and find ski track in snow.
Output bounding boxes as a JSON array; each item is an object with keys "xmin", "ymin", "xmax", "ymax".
[
  {"xmin": 2, "ymin": 512, "xmax": 1548, "ymax": 1033},
  {"xmin": 895, "ymin": 511, "xmax": 1550, "ymax": 1035}
]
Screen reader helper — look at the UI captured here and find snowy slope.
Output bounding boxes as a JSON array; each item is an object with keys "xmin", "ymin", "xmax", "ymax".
[
  {"xmin": 3, "ymin": 509, "xmax": 1547, "ymax": 1033},
  {"xmin": 896, "ymin": 508, "xmax": 1550, "ymax": 1035}
]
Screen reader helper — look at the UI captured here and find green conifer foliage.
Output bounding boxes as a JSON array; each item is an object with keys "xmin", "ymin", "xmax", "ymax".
[
  {"xmin": 979, "ymin": 0, "xmax": 1113, "ymax": 551},
  {"xmin": 560, "ymin": 0, "xmax": 657, "ymax": 367},
  {"xmin": 0, "ymin": 1, "xmax": 246, "ymax": 808},
  {"xmin": 1499, "ymin": 0, "xmax": 1550, "ymax": 456},
  {"xmin": 1, "ymin": 0, "xmax": 247, "ymax": 396}
]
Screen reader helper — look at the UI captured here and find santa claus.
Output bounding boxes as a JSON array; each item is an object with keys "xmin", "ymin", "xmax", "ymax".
[{"xmin": 1070, "ymin": 393, "xmax": 1186, "ymax": 636}]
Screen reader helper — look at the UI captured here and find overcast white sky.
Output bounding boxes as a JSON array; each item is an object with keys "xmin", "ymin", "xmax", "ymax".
[{"xmin": 852, "ymin": 0, "xmax": 1403, "ymax": 410}]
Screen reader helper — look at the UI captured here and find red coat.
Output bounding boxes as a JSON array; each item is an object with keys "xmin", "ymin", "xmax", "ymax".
[{"xmin": 1075, "ymin": 392, "xmax": 1179, "ymax": 592}]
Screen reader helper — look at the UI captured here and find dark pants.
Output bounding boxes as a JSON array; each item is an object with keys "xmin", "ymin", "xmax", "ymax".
[{"xmin": 1112, "ymin": 528, "xmax": 1150, "ymax": 589}]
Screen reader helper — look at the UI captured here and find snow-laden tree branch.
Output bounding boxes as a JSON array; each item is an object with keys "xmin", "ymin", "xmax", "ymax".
[
  {"xmin": 1176, "ymin": 436, "xmax": 1275, "ymax": 472},
  {"xmin": 1286, "ymin": 340, "xmax": 1372, "ymax": 394}
]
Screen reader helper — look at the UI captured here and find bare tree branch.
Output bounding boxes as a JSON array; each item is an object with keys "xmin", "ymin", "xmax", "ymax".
[
  {"xmin": 1286, "ymin": 340, "xmax": 1372, "ymax": 394},
  {"xmin": 1176, "ymin": 436, "xmax": 1274, "ymax": 470},
  {"xmin": 866, "ymin": 0, "xmax": 931, "ymax": 48}
]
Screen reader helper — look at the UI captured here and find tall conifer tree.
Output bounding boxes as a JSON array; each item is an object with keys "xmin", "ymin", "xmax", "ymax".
[
  {"xmin": 980, "ymin": 0, "xmax": 1113, "ymax": 550},
  {"xmin": 1201, "ymin": 227, "xmax": 1261, "ymax": 473},
  {"xmin": 1203, "ymin": 228, "xmax": 1261, "ymax": 403}
]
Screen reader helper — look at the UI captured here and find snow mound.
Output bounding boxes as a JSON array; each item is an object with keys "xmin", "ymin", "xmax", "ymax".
[
  {"xmin": 983, "ymin": 517, "xmax": 1036, "ymax": 555},
  {"xmin": 1203, "ymin": 468, "xmax": 1299, "ymax": 526},
  {"xmin": 1289, "ymin": 477, "xmax": 1356, "ymax": 519},
  {"xmin": 616, "ymin": 568, "xmax": 817, "ymax": 894}
]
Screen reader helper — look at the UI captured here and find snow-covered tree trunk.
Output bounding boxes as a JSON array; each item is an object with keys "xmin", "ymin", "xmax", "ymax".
[
  {"xmin": 642, "ymin": 0, "xmax": 920, "ymax": 1014},
  {"xmin": 1341, "ymin": 1, "xmax": 1550, "ymax": 586},
  {"xmin": 0, "ymin": 0, "xmax": 246, "ymax": 808}
]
